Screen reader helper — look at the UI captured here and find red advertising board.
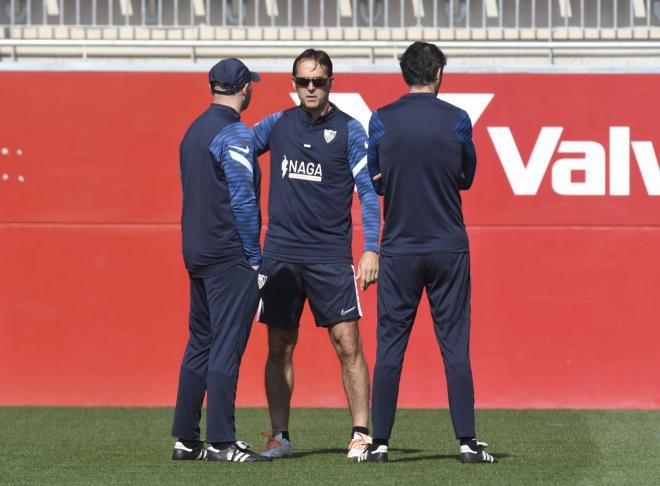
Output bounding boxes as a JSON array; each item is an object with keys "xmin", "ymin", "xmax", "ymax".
[{"xmin": 0, "ymin": 71, "xmax": 658, "ymax": 408}]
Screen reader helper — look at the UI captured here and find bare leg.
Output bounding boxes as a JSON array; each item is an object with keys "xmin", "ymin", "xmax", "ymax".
[
  {"xmin": 328, "ymin": 320, "xmax": 370, "ymax": 428},
  {"xmin": 264, "ymin": 326, "xmax": 298, "ymax": 433}
]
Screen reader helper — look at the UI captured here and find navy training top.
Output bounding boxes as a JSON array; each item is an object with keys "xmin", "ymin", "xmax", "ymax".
[
  {"xmin": 367, "ymin": 93, "xmax": 476, "ymax": 255},
  {"xmin": 252, "ymin": 105, "xmax": 380, "ymax": 263},
  {"xmin": 180, "ymin": 103, "xmax": 262, "ymax": 277}
]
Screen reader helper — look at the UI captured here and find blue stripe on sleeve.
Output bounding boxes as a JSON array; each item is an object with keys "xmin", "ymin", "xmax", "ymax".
[
  {"xmin": 367, "ymin": 111, "xmax": 385, "ymax": 196},
  {"xmin": 453, "ymin": 110, "xmax": 477, "ymax": 190},
  {"xmin": 347, "ymin": 118, "xmax": 381, "ymax": 254},
  {"xmin": 210, "ymin": 122, "xmax": 262, "ymax": 265},
  {"xmin": 252, "ymin": 111, "xmax": 284, "ymax": 156}
]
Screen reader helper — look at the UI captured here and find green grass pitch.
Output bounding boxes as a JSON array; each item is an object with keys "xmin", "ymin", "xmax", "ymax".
[{"xmin": 1, "ymin": 408, "xmax": 659, "ymax": 485}]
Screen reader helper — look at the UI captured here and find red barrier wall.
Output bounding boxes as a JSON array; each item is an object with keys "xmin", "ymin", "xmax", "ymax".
[{"xmin": 1, "ymin": 71, "xmax": 658, "ymax": 408}]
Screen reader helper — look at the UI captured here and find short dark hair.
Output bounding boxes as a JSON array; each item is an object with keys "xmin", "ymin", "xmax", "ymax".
[
  {"xmin": 399, "ymin": 42, "xmax": 447, "ymax": 87},
  {"xmin": 292, "ymin": 49, "xmax": 333, "ymax": 77}
]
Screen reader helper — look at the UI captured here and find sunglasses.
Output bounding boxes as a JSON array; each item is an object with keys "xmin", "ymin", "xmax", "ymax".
[{"xmin": 293, "ymin": 76, "xmax": 332, "ymax": 88}]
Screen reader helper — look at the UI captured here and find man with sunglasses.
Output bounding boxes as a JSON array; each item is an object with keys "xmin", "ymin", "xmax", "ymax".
[
  {"xmin": 359, "ymin": 42, "xmax": 495, "ymax": 464},
  {"xmin": 252, "ymin": 49, "xmax": 380, "ymax": 460}
]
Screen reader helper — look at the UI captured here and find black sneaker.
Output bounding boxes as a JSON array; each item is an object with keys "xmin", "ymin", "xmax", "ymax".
[
  {"xmin": 357, "ymin": 444, "xmax": 389, "ymax": 463},
  {"xmin": 206, "ymin": 441, "xmax": 272, "ymax": 463},
  {"xmin": 459, "ymin": 441, "xmax": 497, "ymax": 464},
  {"xmin": 172, "ymin": 441, "xmax": 207, "ymax": 460}
]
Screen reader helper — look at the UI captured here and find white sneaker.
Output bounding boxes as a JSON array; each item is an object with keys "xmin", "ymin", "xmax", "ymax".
[
  {"xmin": 347, "ymin": 432, "xmax": 372, "ymax": 459},
  {"xmin": 260, "ymin": 432, "xmax": 293, "ymax": 458}
]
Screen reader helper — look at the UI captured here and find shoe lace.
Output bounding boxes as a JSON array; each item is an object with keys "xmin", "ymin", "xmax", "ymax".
[
  {"xmin": 347, "ymin": 432, "xmax": 371, "ymax": 451},
  {"xmin": 261, "ymin": 432, "xmax": 283, "ymax": 451}
]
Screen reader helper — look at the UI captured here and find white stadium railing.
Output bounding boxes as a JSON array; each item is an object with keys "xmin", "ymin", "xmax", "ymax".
[
  {"xmin": 1, "ymin": 1, "xmax": 660, "ymax": 62},
  {"xmin": 2, "ymin": 38, "xmax": 659, "ymax": 65},
  {"xmin": 2, "ymin": 0, "xmax": 660, "ymax": 30}
]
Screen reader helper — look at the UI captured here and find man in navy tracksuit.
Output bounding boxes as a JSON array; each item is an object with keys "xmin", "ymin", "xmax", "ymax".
[
  {"xmin": 251, "ymin": 49, "xmax": 380, "ymax": 459},
  {"xmin": 170, "ymin": 58, "xmax": 270, "ymax": 463},
  {"xmin": 359, "ymin": 42, "xmax": 496, "ymax": 464}
]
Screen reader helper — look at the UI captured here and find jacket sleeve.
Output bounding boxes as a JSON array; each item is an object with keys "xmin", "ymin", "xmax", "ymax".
[
  {"xmin": 347, "ymin": 118, "xmax": 381, "ymax": 254},
  {"xmin": 367, "ymin": 111, "xmax": 385, "ymax": 196},
  {"xmin": 210, "ymin": 122, "xmax": 262, "ymax": 265},
  {"xmin": 251, "ymin": 111, "xmax": 284, "ymax": 156},
  {"xmin": 454, "ymin": 110, "xmax": 477, "ymax": 190}
]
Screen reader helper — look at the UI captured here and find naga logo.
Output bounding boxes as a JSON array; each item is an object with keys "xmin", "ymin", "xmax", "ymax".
[
  {"xmin": 489, "ymin": 126, "xmax": 660, "ymax": 196},
  {"xmin": 281, "ymin": 155, "xmax": 323, "ymax": 182},
  {"xmin": 324, "ymin": 129, "xmax": 337, "ymax": 144}
]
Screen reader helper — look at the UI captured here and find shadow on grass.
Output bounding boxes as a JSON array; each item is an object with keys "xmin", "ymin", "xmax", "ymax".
[
  {"xmin": 292, "ymin": 448, "xmax": 423, "ymax": 458},
  {"xmin": 391, "ymin": 452, "xmax": 512, "ymax": 463},
  {"xmin": 292, "ymin": 448, "xmax": 346, "ymax": 458}
]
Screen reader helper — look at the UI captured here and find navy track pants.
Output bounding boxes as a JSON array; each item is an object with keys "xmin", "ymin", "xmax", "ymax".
[
  {"xmin": 372, "ymin": 252, "xmax": 476, "ymax": 440},
  {"xmin": 171, "ymin": 261, "xmax": 260, "ymax": 443}
]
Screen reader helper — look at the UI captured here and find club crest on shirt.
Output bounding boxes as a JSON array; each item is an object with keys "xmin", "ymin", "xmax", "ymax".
[
  {"xmin": 258, "ymin": 274, "xmax": 268, "ymax": 290},
  {"xmin": 324, "ymin": 129, "xmax": 337, "ymax": 144}
]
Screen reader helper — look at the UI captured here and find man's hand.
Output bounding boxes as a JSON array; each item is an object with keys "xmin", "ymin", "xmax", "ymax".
[
  {"xmin": 372, "ymin": 173, "xmax": 382, "ymax": 181},
  {"xmin": 356, "ymin": 251, "xmax": 379, "ymax": 291}
]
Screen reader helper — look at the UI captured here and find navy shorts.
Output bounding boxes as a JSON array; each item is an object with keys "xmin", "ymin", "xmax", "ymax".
[{"xmin": 257, "ymin": 258, "xmax": 362, "ymax": 328}]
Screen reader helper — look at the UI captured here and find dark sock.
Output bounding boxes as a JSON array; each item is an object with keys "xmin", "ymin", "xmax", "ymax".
[
  {"xmin": 459, "ymin": 437, "xmax": 478, "ymax": 450},
  {"xmin": 179, "ymin": 438, "xmax": 200, "ymax": 449},
  {"xmin": 210, "ymin": 441, "xmax": 233, "ymax": 450},
  {"xmin": 372, "ymin": 438, "xmax": 389, "ymax": 447},
  {"xmin": 277, "ymin": 430, "xmax": 290, "ymax": 441},
  {"xmin": 352, "ymin": 426, "xmax": 369, "ymax": 439}
]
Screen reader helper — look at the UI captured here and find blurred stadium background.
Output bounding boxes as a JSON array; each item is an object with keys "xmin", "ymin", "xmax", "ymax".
[{"xmin": 1, "ymin": 1, "xmax": 659, "ymax": 412}]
